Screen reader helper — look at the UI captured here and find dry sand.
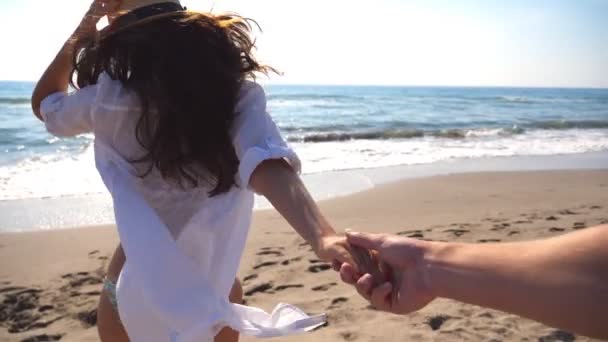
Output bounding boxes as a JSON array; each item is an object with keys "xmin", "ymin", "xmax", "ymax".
[{"xmin": 1, "ymin": 170, "xmax": 607, "ymax": 342}]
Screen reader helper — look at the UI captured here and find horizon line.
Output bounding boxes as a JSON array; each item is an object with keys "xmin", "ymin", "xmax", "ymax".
[{"xmin": 1, "ymin": 79, "xmax": 607, "ymax": 90}]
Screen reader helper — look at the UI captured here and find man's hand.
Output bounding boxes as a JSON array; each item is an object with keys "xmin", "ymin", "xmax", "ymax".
[{"xmin": 340, "ymin": 231, "xmax": 437, "ymax": 314}]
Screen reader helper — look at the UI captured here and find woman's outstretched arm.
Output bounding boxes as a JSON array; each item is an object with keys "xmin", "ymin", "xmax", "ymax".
[{"xmin": 250, "ymin": 159, "xmax": 356, "ymax": 266}]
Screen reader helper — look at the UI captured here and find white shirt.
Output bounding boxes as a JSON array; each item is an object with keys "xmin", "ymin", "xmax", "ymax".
[{"xmin": 40, "ymin": 73, "xmax": 325, "ymax": 341}]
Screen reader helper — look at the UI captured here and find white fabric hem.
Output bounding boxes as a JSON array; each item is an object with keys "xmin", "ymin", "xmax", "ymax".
[{"xmin": 39, "ymin": 92, "xmax": 65, "ymax": 122}]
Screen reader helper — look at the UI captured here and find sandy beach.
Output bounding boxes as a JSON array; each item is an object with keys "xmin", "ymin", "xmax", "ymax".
[{"xmin": 1, "ymin": 169, "xmax": 607, "ymax": 342}]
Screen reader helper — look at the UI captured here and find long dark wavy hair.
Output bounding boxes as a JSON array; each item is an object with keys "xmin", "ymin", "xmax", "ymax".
[{"xmin": 70, "ymin": 12, "xmax": 275, "ymax": 196}]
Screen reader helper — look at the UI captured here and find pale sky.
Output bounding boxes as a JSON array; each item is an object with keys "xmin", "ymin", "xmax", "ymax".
[{"xmin": 0, "ymin": 0, "xmax": 607, "ymax": 87}]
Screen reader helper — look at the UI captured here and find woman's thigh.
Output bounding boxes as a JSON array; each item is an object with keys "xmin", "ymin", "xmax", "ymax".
[
  {"xmin": 98, "ymin": 244, "xmax": 242, "ymax": 342},
  {"xmin": 215, "ymin": 278, "xmax": 243, "ymax": 342},
  {"xmin": 97, "ymin": 289, "xmax": 129, "ymax": 342},
  {"xmin": 98, "ymin": 246, "xmax": 129, "ymax": 341}
]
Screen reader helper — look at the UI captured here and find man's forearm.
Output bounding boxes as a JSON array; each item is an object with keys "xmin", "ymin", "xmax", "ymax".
[{"xmin": 425, "ymin": 226, "xmax": 608, "ymax": 339}]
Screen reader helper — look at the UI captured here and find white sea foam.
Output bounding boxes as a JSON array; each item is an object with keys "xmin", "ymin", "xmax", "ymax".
[
  {"xmin": 0, "ymin": 145, "xmax": 105, "ymax": 201},
  {"xmin": 293, "ymin": 129, "xmax": 608, "ymax": 174},
  {"xmin": 1, "ymin": 128, "xmax": 606, "ymax": 201}
]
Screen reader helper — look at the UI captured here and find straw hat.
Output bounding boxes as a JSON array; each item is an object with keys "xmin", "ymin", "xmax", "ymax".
[
  {"xmin": 105, "ymin": 0, "xmax": 188, "ymax": 36},
  {"xmin": 117, "ymin": 0, "xmax": 182, "ymax": 12}
]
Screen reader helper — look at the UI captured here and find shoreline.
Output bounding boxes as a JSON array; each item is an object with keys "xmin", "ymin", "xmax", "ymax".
[
  {"xmin": 1, "ymin": 169, "xmax": 607, "ymax": 341},
  {"xmin": 1, "ymin": 151, "xmax": 608, "ymax": 232}
]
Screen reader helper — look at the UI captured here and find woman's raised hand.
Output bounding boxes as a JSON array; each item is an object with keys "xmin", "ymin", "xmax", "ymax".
[{"xmin": 74, "ymin": 0, "xmax": 122, "ymax": 38}]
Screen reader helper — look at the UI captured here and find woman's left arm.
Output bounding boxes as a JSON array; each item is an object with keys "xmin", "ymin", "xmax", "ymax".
[
  {"xmin": 31, "ymin": 0, "xmax": 120, "ymax": 119},
  {"xmin": 250, "ymin": 159, "xmax": 356, "ymax": 267}
]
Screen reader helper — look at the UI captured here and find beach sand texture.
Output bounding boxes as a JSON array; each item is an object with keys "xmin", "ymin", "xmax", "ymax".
[{"xmin": 1, "ymin": 170, "xmax": 607, "ymax": 341}]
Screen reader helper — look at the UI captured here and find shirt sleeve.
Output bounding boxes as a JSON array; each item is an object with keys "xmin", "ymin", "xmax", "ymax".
[
  {"xmin": 231, "ymin": 82, "xmax": 301, "ymax": 188},
  {"xmin": 39, "ymin": 85, "xmax": 99, "ymax": 137}
]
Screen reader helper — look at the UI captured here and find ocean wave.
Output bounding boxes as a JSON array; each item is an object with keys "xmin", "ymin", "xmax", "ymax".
[
  {"xmin": 296, "ymin": 130, "xmax": 425, "ymax": 142},
  {"xmin": 2, "ymin": 128, "xmax": 607, "ymax": 201},
  {"xmin": 0, "ymin": 97, "xmax": 30, "ymax": 105},
  {"xmin": 529, "ymin": 120, "xmax": 608, "ymax": 130},
  {"xmin": 496, "ymin": 96, "xmax": 533, "ymax": 104},
  {"xmin": 268, "ymin": 94, "xmax": 359, "ymax": 102},
  {"xmin": 290, "ymin": 127, "xmax": 528, "ymax": 143},
  {"xmin": 288, "ymin": 121, "xmax": 608, "ymax": 143},
  {"xmin": 453, "ymin": 95, "xmax": 606, "ymax": 105}
]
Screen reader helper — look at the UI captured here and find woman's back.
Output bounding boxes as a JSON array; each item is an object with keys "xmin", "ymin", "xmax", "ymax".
[
  {"xmin": 33, "ymin": 3, "xmax": 337, "ymax": 340},
  {"xmin": 62, "ymin": 73, "xmax": 274, "ymax": 238}
]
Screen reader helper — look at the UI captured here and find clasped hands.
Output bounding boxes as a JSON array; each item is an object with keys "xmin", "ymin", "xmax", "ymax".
[{"xmin": 336, "ymin": 231, "xmax": 438, "ymax": 315}]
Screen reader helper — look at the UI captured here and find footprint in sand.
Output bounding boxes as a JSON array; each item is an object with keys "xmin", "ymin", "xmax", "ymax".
[
  {"xmin": 308, "ymin": 264, "xmax": 332, "ymax": 273},
  {"xmin": 281, "ymin": 257, "xmax": 302, "ymax": 266},
  {"xmin": 253, "ymin": 261, "xmax": 279, "ymax": 270},
  {"xmin": 244, "ymin": 283, "xmax": 274, "ymax": 297},
  {"xmin": 397, "ymin": 230, "xmax": 424, "ymax": 238},
  {"xmin": 274, "ymin": 284, "xmax": 304, "ymax": 292},
  {"xmin": 339, "ymin": 331, "xmax": 358, "ymax": 341},
  {"xmin": 0, "ymin": 286, "xmax": 26, "ymax": 294},
  {"xmin": 590, "ymin": 205, "xmax": 602, "ymax": 210},
  {"xmin": 312, "ymin": 283, "xmax": 337, "ymax": 292},
  {"xmin": 0, "ymin": 287, "xmax": 45, "ymax": 333},
  {"xmin": 558, "ymin": 209, "xmax": 578, "ymax": 215},
  {"xmin": 38, "ymin": 305, "xmax": 54, "ymax": 313},
  {"xmin": 261, "ymin": 247, "xmax": 285, "ymax": 251},
  {"xmin": 328, "ymin": 297, "xmax": 348, "ymax": 309},
  {"xmin": 243, "ymin": 274, "xmax": 258, "ymax": 283},
  {"xmin": 508, "ymin": 231, "xmax": 520, "ymax": 236},
  {"xmin": 427, "ymin": 315, "xmax": 451, "ymax": 331},
  {"xmin": 61, "ymin": 272, "xmax": 102, "ymax": 287},
  {"xmin": 256, "ymin": 250, "xmax": 283, "ymax": 257},
  {"xmin": 545, "ymin": 216, "xmax": 559, "ymax": 221},
  {"xmin": 513, "ymin": 220, "xmax": 533, "ymax": 224},
  {"xmin": 573, "ymin": 222, "xmax": 586, "ymax": 230},
  {"xmin": 77, "ymin": 308, "xmax": 97, "ymax": 327},
  {"xmin": 491, "ymin": 223, "xmax": 511, "ymax": 231},
  {"xmin": 70, "ymin": 290, "xmax": 101, "ymax": 297},
  {"xmin": 477, "ymin": 312, "xmax": 494, "ymax": 319},
  {"xmin": 478, "ymin": 239, "xmax": 501, "ymax": 243},
  {"xmin": 408, "ymin": 232, "xmax": 425, "ymax": 239},
  {"xmin": 549, "ymin": 227, "xmax": 565, "ymax": 232},
  {"xmin": 331, "ymin": 297, "xmax": 348, "ymax": 305},
  {"xmin": 21, "ymin": 334, "xmax": 63, "ymax": 342},
  {"xmin": 444, "ymin": 229, "xmax": 470, "ymax": 237},
  {"xmin": 538, "ymin": 330, "xmax": 575, "ymax": 342}
]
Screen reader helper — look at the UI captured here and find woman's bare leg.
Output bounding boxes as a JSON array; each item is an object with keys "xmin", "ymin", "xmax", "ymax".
[
  {"xmin": 97, "ymin": 245, "xmax": 129, "ymax": 342},
  {"xmin": 97, "ymin": 247, "xmax": 243, "ymax": 342},
  {"xmin": 215, "ymin": 278, "xmax": 243, "ymax": 342}
]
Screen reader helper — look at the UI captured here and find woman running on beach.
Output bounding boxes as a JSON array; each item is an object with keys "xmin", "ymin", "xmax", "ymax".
[{"xmin": 31, "ymin": 0, "xmax": 360, "ymax": 341}]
